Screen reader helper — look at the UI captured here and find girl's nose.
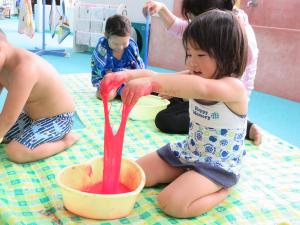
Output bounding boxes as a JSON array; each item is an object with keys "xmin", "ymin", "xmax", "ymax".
[{"xmin": 189, "ymin": 57, "xmax": 197, "ymax": 67}]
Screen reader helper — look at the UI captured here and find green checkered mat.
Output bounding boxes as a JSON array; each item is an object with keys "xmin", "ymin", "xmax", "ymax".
[{"xmin": 0, "ymin": 73, "xmax": 299, "ymax": 225}]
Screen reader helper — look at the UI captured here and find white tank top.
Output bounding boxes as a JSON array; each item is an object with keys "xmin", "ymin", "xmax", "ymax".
[
  {"xmin": 170, "ymin": 99, "xmax": 247, "ymax": 175},
  {"xmin": 189, "ymin": 99, "xmax": 246, "ymax": 129}
]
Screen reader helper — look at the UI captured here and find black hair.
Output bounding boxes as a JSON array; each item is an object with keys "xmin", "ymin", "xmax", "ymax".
[
  {"xmin": 105, "ymin": 14, "xmax": 131, "ymax": 37},
  {"xmin": 181, "ymin": 0, "xmax": 236, "ymax": 20},
  {"xmin": 182, "ymin": 9, "xmax": 248, "ymax": 78}
]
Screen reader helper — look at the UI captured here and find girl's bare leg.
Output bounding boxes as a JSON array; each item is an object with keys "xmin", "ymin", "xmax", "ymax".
[
  {"xmin": 6, "ymin": 132, "xmax": 79, "ymax": 163},
  {"xmin": 136, "ymin": 151, "xmax": 185, "ymax": 187},
  {"xmin": 157, "ymin": 170, "xmax": 229, "ymax": 218}
]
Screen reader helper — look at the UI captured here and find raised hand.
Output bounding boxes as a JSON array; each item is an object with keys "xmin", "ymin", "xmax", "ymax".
[{"xmin": 143, "ymin": 1, "xmax": 165, "ymax": 17}]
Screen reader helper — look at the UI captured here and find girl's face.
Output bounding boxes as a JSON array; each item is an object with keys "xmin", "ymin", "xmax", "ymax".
[
  {"xmin": 186, "ymin": 42, "xmax": 217, "ymax": 79},
  {"xmin": 108, "ymin": 35, "xmax": 130, "ymax": 53}
]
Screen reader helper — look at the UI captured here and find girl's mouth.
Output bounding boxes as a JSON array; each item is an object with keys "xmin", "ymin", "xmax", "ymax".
[{"xmin": 193, "ymin": 71, "xmax": 202, "ymax": 75}]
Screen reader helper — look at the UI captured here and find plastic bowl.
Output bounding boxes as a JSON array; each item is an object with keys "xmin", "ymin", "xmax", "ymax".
[
  {"xmin": 129, "ymin": 95, "xmax": 170, "ymax": 120},
  {"xmin": 56, "ymin": 157, "xmax": 145, "ymax": 220}
]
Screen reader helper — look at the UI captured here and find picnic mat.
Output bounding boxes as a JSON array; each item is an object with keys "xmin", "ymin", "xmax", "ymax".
[{"xmin": 0, "ymin": 73, "xmax": 299, "ymax": 225}]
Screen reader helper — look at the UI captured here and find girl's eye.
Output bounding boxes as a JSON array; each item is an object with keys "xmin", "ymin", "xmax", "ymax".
[
  {"xmin": 198, "ymin": 54, "xmax": 206, "ymax": 57},
  {"xmin": 186, "ymin": 54, "xmax": 192, "ymax": 57}
]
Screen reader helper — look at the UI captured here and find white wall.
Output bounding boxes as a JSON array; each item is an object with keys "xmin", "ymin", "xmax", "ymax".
[
  {"xmin": 34, "ymin": 0, "xmax": 174, "ymax": 32},
  {"xmin": 78, "ymin": 0, "xmax": 173, "ymax": 23}
]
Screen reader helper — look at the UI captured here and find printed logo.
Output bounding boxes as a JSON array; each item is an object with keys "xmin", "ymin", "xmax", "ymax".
[{"xmin": 210, "ymin": 112, "xmax": 219, "ymax": 120}]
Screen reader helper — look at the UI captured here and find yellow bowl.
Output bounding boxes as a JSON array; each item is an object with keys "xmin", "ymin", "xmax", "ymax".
[
  {"xmin": 129, "ymin": 95, "xmax": 170, "ymax": 120},
  {"xmin": 56, "ymin": 157, "xmax": 145, "ymax": 220}
]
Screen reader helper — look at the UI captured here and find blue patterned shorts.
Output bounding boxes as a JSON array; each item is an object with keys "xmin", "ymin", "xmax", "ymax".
[
  {"xmin": 157, "ymin": 144, "xmax": 239, "ymax": 188},
  {"xmin": 4, "ymin": 112, "xmax": 74, "ymax": 150}
]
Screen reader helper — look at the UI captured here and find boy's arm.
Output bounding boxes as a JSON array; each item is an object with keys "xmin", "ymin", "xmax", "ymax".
[
  {"xmin": 91, "ymin": 48, "xmax": 107, "ymax": 87},
  {"xmin": 128, "ymin": 40, "xmax": 145, "ymax": 69},
  {"xmin": 0, "ymin": 70, "xmax": 35, "ymax": 138}
]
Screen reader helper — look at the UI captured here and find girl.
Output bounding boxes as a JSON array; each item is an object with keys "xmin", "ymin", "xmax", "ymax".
[
  {"xmin": 102, "ymin": 9, "xmax": 248, "ymax": 218},
  {"xmin": 143, "ymin": 0, "xmax": 261, "ymax": 145},
  {"xmin": 91, "ymin": 14, "xmax": 144, "ymax": 100}
]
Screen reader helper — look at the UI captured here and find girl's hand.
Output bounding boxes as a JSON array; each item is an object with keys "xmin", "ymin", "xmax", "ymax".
[
  {"xmin": 176, "ymin": 70, "xmax": 191, "ymax": 75},
  {"xmin": 100, "ymin": 71, "xmax": 129, "ymax": 98},
  {"xmin": 143, "ymin": 1, "xmax": 165, "ymax": 17},
  {"xmin": 121, "ymin": 78, "xmax": 154, "ymax": 106},
  {"xmin": 103, "ymin": 71, "xmax": 129, "ymax": 84},
  {"xmin": 158, "ymin": 94, "xmax": 172, "ymax": 99}
]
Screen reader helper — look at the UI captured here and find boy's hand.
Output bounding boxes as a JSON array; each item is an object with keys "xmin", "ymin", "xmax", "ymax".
[
  {"xmin": 143, "ymin": 1, "xmax": 165, "ymax": 17},
  {"xmin": 121, "ymin": 78, "xmax": 154, "ymax": 107}
]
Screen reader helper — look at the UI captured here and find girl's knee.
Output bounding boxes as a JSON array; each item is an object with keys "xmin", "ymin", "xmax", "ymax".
[
  {"xmin": 157, "ymin": 191, "xmax": 189, "ymax": 218},
  {"xmin": 157, "ymin": 187, "xmax": 230, "ymax": 218}
]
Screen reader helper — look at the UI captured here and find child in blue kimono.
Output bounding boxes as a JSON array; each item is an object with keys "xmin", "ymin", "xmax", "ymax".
[{"xmin": 91, "ymin": 14, "xmax": 144, "ymax": 100}]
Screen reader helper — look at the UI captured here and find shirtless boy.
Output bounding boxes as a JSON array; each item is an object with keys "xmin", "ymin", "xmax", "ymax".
[{"xmin": 0, "ymin": 29, "xmax": 78, "ymax": 163}]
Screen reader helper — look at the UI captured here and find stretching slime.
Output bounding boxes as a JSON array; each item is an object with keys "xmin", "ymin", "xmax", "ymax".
[{"xmin": 99, "ymin": 78, "xmax": 134, "ymax": 194}]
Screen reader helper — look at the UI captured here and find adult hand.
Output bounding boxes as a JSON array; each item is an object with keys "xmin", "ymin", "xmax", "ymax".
[{"xmin": 143, "ymin": 1, "xmax": 165, "ymax": 17}]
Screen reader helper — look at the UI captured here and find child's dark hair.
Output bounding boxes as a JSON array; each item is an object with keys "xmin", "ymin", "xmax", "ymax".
[
  {"xmin": 181, "ymin": 0, "xmax": 236, "ymax": 20},
  {"xmin": 105, "ymin": 14, "xmax": 131, "ymax": 37},
  {"xmin": 183, "ymin": 9, "xmax": 248, "ymax": 78}
]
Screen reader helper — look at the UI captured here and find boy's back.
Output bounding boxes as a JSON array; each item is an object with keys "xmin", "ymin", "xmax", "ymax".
[
  {"xmin": 0, "ymin": 39, "xmax": 74, "ymax": 120},
  {"xmin": 0, "ymin": 35, "xmax": 78, "ymax": 163}
]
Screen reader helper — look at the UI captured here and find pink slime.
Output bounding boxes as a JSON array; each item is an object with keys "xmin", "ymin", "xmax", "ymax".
[{"xmin": 99, "ymin": 79, "xmax": 134, "ymax": 194}]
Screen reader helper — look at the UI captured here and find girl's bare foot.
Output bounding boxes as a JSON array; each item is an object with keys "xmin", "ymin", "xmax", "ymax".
[{"xmin": 249, "ymin": 124, "xmax": 262, "ymax": 146}]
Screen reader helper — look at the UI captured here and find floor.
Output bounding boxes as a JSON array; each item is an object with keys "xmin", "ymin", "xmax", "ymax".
[{"xmin": 0, "ymin": 17, "xmax": 300, "ymax": 148}]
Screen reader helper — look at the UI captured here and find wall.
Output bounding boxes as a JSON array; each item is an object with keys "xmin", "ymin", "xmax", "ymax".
[
  {"xmin": 240, "ymin": 0, "xmax": 300, "ymax": 102},
  {"xmin": 35, "ymin": 0, "xmax": 173, "ymax": 31},
  {"xmin": 149, "ymin": 0, "xmax": 300, "ymax": 102},
  {"xmin": 148, "ymin": 0, "xmax": 185, "ymax": 71},
  {"xmin": 77, "ymin": 0, "xmax": 174, "ymax": 23},
  {"xmin": 148, "ymin": 16, "xmax": 185, "ymax": 71}
]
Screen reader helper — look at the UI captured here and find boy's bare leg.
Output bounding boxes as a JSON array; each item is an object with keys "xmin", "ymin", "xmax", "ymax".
[
  {"xmin": 249, "ymin": 124, "xmax": 262, "ymax": 146},
  {"xmin": 6, "ymin": 132, "xmax": 79, "ymax": 163},
  {"xmin": 136, "ymin": 151, "xmax": 185, "ymax": 187},
  {"xmin": 157, "ymin": 170, "xmax": 229, "ymax": 218}
]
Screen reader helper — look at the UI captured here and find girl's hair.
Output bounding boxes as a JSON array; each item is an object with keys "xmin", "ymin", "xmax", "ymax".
[
  {"xmin": 181, "ymin": 0, "xmax": 236, "ymax": 20},
  {"xmin": 182, "ymin": 9, "xmax": 248, "ymax": 78},
  {"xmin": 105, "ymin": 14, "xmax": 131, "ymax": 37}
]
